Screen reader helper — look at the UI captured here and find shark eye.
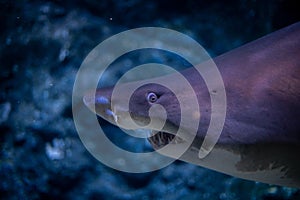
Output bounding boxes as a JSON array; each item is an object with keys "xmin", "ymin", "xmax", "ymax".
[{"xmin": 147, "ymin": 92, "xmax": 158, "ymax": 103}]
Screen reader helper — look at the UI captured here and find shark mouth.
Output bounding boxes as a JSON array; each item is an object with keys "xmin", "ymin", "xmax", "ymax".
[{"xmin": 147, "ymin": 131, "xmax": 184, "ymax": 149}]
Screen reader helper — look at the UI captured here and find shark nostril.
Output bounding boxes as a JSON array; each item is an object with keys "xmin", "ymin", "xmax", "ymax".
[{"xmin": 96, "ymin": 96, "xmax": 110, "ymax": 104}]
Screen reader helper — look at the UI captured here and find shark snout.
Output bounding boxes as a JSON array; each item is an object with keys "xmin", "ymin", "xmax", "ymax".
[
  {"xmin": 83, "ymin": 92, "xmax": 110, "ymax": 107},
  {"xmin": 82, "ymin": 92, "xmax": 96, "ymax": 107},
  {"xmin": 83, "ymin": 88, "xmax": 117, "ymax": 124}
]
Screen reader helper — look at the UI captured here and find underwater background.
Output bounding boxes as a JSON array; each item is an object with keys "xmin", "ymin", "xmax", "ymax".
[{"xmin": 1, "ymin": 0, "xmax": 300, "ymax": 199}]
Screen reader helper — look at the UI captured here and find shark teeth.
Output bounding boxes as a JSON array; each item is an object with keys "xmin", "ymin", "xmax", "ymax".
[{"xmin": 147, "ymin": 131, "xmax": 183, "ymax": 149}]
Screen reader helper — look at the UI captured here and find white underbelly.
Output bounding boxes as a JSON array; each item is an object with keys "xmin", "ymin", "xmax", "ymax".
[{"xmin": 157, "ymin": 142, "xmax": 296, "ymax": 188}]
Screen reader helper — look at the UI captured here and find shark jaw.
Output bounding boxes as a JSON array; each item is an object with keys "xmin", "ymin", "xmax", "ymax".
[{"xmin": 147, "ymin": 130, "xmax": 185, "ymax": 150}]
